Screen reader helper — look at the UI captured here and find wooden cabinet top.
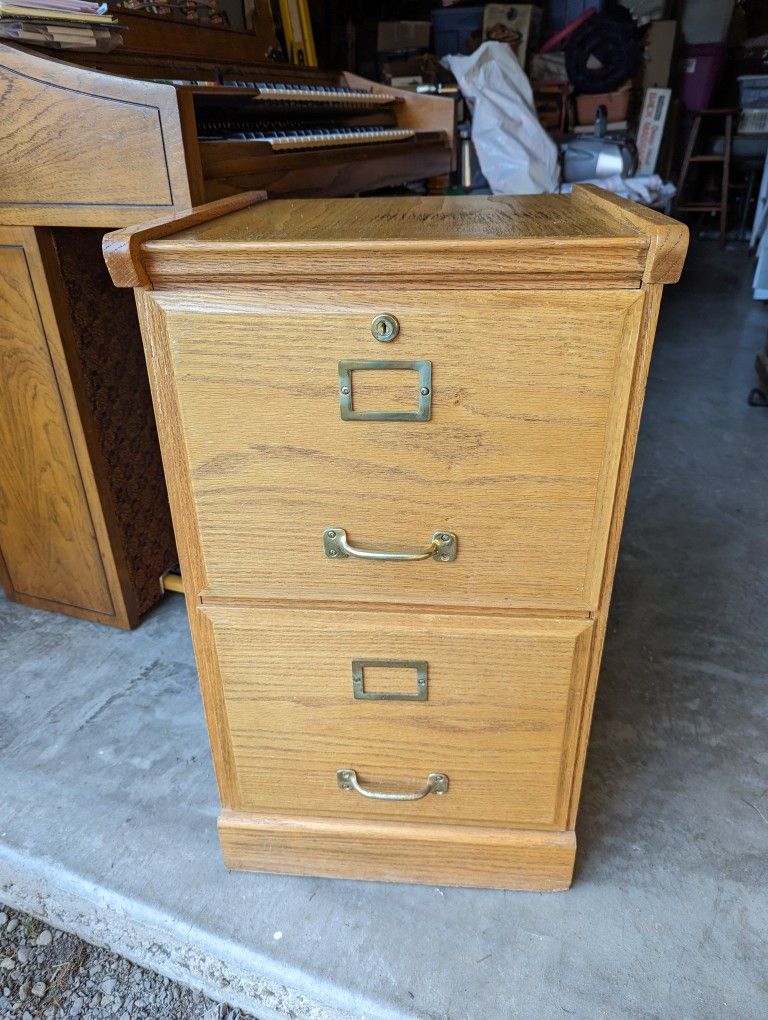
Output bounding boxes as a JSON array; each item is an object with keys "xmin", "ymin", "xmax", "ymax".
[{"xmin": 104, "ymin": 186, "xmax": 688, "ymax": 291}]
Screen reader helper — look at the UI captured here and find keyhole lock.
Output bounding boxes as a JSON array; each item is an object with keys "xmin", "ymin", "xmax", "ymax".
[{"xmin": 371, "ymin": 313, "xmax": 400, "ymax": 343}]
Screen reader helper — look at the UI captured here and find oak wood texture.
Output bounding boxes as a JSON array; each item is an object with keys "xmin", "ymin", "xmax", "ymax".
[
  {"xmin": 146, "ymin": 286, "xmax": 643, "ymax": 612},
  {"xmin": 103, "ymin": 192, "xmax": 266, "ymax": 289},
  {"xmin": 0, "ymin": 42, "xmax": 192, "ymax": 229},
  {"xmin": 82, "ymin": 9, "xmax": 278, "ymax": 68},
  {"xmin": 134, "ymin": 287, "xmax": 241, "ymax": 805},
  {"xmin": 0, "ymin": 227, "xmax": 127, "ymax": 623},
  {"xmin": 134, "ymin": 191, "xmax": 650, "ymax": 290},
  {"xmin": 0, "ymin": 36, "xmax": 453, "ymax": 627},
  {"xmin": 205, "ymin": 606, "xmax": 593, "ymax": 828},
  {"xmin": 0, "ymin": 225, "xmax": 177, "ymax": 625},
  {"xmin": 344, "ymin": 71, "xmax": 458, "ymax": 173},
  {"xmin": 111, "ymin": 192, "xmax": 688, "ymax": 888},
  {"xmin": 219, "ymin": 813, "xmax": 577, "ymax": 891},
  {"xmin": 0, "ymin": 43, "xmax": 455, "ymax": 228},
  {"xmin": 0, "ymin": 225, "xmax": 175, "ymax": 626},
  {"xmin": 575, "ymin": 184, "xmax": 689, "ymax": 284},
  {"xmin": 200, "ymin": 134, "xmax": 453, "ymax": 206}
]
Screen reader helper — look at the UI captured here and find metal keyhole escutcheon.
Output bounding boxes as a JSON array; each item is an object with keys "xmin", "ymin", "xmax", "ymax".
[{"xmin": 371, "ymin": 313, "xmax": 399, "ymax": 342}]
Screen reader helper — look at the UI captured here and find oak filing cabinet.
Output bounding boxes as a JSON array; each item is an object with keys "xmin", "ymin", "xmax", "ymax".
[{"xmin": 105, "ymin": 187, "xmax": 687, "ymax": 890}]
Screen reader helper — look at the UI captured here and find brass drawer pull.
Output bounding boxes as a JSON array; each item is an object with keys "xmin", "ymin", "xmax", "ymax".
[
  {"xmin": 323, "ymin": 528, "xmax": 457, "ymax": 562},
  {"xmin": 336, "ymin": 768, "xmax": 448, "ymax": 801}
]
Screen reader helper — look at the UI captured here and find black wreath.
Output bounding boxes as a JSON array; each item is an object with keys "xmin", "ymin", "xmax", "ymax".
[{"xmin": 565, "ymin": 9, "xmax": 641, "ymax": 94}]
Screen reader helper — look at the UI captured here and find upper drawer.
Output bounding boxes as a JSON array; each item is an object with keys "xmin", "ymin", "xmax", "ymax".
[{"xmin": 157, "ymin": 287, "xmax": 644, "ymax": 611}]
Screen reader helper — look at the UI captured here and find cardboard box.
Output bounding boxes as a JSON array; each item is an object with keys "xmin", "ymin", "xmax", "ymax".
[
  {"xmin": 379, "ymin": 56, "xmax": 429, "ymax": 85},
  {"xmin": 482, "ymin": 4, "xmax": 542, "ymax": 69},
  {"xmin": 389, "ymin": 75, "xmax": 424, "ymax": 90},
  {"xmin": 377, "ymin": 20, "xmax": 431, "ymax": 53},
  {"xmin": 636, "ymin": 87, "xmax": 671, "ymax": 175},
  {"xmin": 641, "ymin": 20, "xmax": 677, "ymax": 90},
  {"xmin": 576, "ymin": 85, "xmax": 632, "ymax": 126}
]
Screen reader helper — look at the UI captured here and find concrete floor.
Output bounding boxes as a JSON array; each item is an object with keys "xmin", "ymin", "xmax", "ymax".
[{"xmin": 1, "ymin": 239, "xmax": 767, "ymax": 1020}]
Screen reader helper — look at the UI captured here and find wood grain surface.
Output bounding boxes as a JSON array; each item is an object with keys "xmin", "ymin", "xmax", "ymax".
[
  {"xmin": 135, "ymin": 192, "xmax": 649, "ymax": 289},
  {"xmin": 574, "ymin": 185, "xmax": 689, "ymax": 284},
  {"xmin": 0, "ymin": 42, "xmax": 191, "ymax": 228},
  {"xmin": 47, "ymin": 227, "xmax": 176, "ymax": 619},
  {"xmin": 104, "ymin": 192, "xmax": 265, "ymax": 288},
  {"xmin": 116, "ymin": 192, "xmax": 688, "ymax": 888},
  {"xmin": 150, "ymin": 287, "xmax": 644, "ymax": 612},
  {"xmin": 205, "ymin": 605, "xmax": 593, "ymax": 828},
  {"xmin": 200, "ymin": 136, "xmax": 453, "ymax": 206},
  {"xmin": 0, "ymin": 40, "xmax": 453, "ymax": 627},
  {"xmin": 0, "ymin": 229, "xmax": 118, "ymax": 619},
  {"xmin": 219, "ymin": 812, "xmax": 577, "ymax": 890},
  {"xmin": 162, "ymin": 193, "xmax": 640, "ymax": 243},
  {"xmin": 135, "ymin": 287, "xmax": 241, "ymax": 804}
]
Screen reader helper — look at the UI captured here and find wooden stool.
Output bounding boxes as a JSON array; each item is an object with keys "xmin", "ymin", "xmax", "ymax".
[{"xmin": 674, "ymin": 108, "xmax": 737, "ymax": 247}]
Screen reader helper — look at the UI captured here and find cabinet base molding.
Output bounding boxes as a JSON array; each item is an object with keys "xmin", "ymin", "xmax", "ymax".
[{"xmin": 218, "ymin": 811, "xmax": 576, "ymax": 891}]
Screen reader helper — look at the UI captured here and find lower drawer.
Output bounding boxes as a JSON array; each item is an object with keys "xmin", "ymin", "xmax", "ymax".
[{"xmin": 203, "ymin": 605, "xmax": 593, "ymax": 830}]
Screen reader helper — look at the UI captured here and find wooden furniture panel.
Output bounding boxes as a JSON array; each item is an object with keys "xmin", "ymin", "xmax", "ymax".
[
  {"xmin": 154, "ymin": 287, "xmax": 643, "ymax": 611},
  {"xmin": 219, "ymin": 814, "xmax": 577, "ymax": 891},
  {"xmin": 0, "ymin": 42, "xmax": 191, "ymax": 228},
  {"xmin": 0, "ymin": 42, "xmax": 455, "ymax": 229},
  {"xmin": 201, "ymin": 136, "xmax": 453, "ymax": 203},
  {"xmin": 0, "ymin": 225, "xmax": 176, "ymax": 626},
  {"xmin": 105, "ymin": 188, "xmax": 688, "ymax": 888},
  {"xmin": 0, "ymin": 228, "xmax": 116, "ymax": 620},
  {"xmin": 81, "ymin": 9, "xmax": 278, "ymax": 68},
  {"xmin": 47, "ymin": 227, "xmax": 177, "ymax": 619},
  {"xmin": 0, "ymin": 37, "xmax": 455, "ymax": 626},
  {"xmin": 206, "ymin": 605, "xmax": 593, "ymax": 828},
  {"xmin": 136, "ymin": 193, "xmax": 650, "ymax": 289}
]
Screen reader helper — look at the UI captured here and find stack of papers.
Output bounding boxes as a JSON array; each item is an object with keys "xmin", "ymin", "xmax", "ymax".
[
  {"xmin": 0, "ymin": 0, "xmax": 113, "ymax": 20},
  {"xmin": 0, "ymin": 0, "xmax": 124, "ymax": 50}
]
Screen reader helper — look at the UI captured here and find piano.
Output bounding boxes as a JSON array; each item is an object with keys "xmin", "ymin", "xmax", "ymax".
[{"xmin": 0, "ymin": 15, "xmax": 455, "ymax": 628}]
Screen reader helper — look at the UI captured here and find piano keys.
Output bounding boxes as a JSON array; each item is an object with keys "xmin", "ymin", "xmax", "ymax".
[{"xmin": 201, "ymin": 126, "xmax": 417, "ymax": 151}]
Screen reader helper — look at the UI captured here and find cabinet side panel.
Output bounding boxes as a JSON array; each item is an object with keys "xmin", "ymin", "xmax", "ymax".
[
  {"xmin": 135, "ymin": 289, "xmax": 240, "ymax": 806},
  {"xmin": 567, "ymin": 286, "xmax": 664, "ymax": 827},
  {"xmin": 0, "ymin": 237, "xmax": 114, "ymax": 616},
  {"xmin": 50, "ymin": 228, "xmax": 176, "ymax": 617}
]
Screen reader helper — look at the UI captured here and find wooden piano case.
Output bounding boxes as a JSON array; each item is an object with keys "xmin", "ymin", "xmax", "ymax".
[
  {"xmin": 104, "ymin": 187, "xmax": 687, "ymax": 887},
  {"xmin": 0, "ymin": 28, "xmax": 454, "ymax": 626}
]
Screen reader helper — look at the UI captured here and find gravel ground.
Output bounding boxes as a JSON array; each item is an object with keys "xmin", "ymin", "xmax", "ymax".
[{"xmin": 0, "ymin": 904, "xmax": 256, "ymax": 1020}]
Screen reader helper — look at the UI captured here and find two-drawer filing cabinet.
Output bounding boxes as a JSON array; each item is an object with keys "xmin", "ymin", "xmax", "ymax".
[{"xmin": 104, "ymin": 187, "xmax": 687, "ymax": 890}]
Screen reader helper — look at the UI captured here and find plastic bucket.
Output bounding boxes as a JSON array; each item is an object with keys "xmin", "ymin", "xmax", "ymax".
[{"xmin": 678, "ymin": 42, "xmax": 727, "ymax": 111}]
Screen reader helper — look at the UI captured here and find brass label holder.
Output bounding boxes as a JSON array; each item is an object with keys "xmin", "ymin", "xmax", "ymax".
[
  {"xmin": 352, "ymin": 658, "xmax": 428, "ymax": 701},
  {"xmin": 338, "ymin": 359, "xmax": 432, "ymax": 421}
]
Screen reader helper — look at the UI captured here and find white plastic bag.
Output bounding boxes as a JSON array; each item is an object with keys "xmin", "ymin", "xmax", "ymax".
[{"xmin": 444, "ymin": 41, "xmax": 559, "ymax": 195}]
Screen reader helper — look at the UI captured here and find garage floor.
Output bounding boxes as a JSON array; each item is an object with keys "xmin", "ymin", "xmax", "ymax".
[{"xmin": 1, "ymin": 240, "xmax": 767, "ymax": 1020}]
